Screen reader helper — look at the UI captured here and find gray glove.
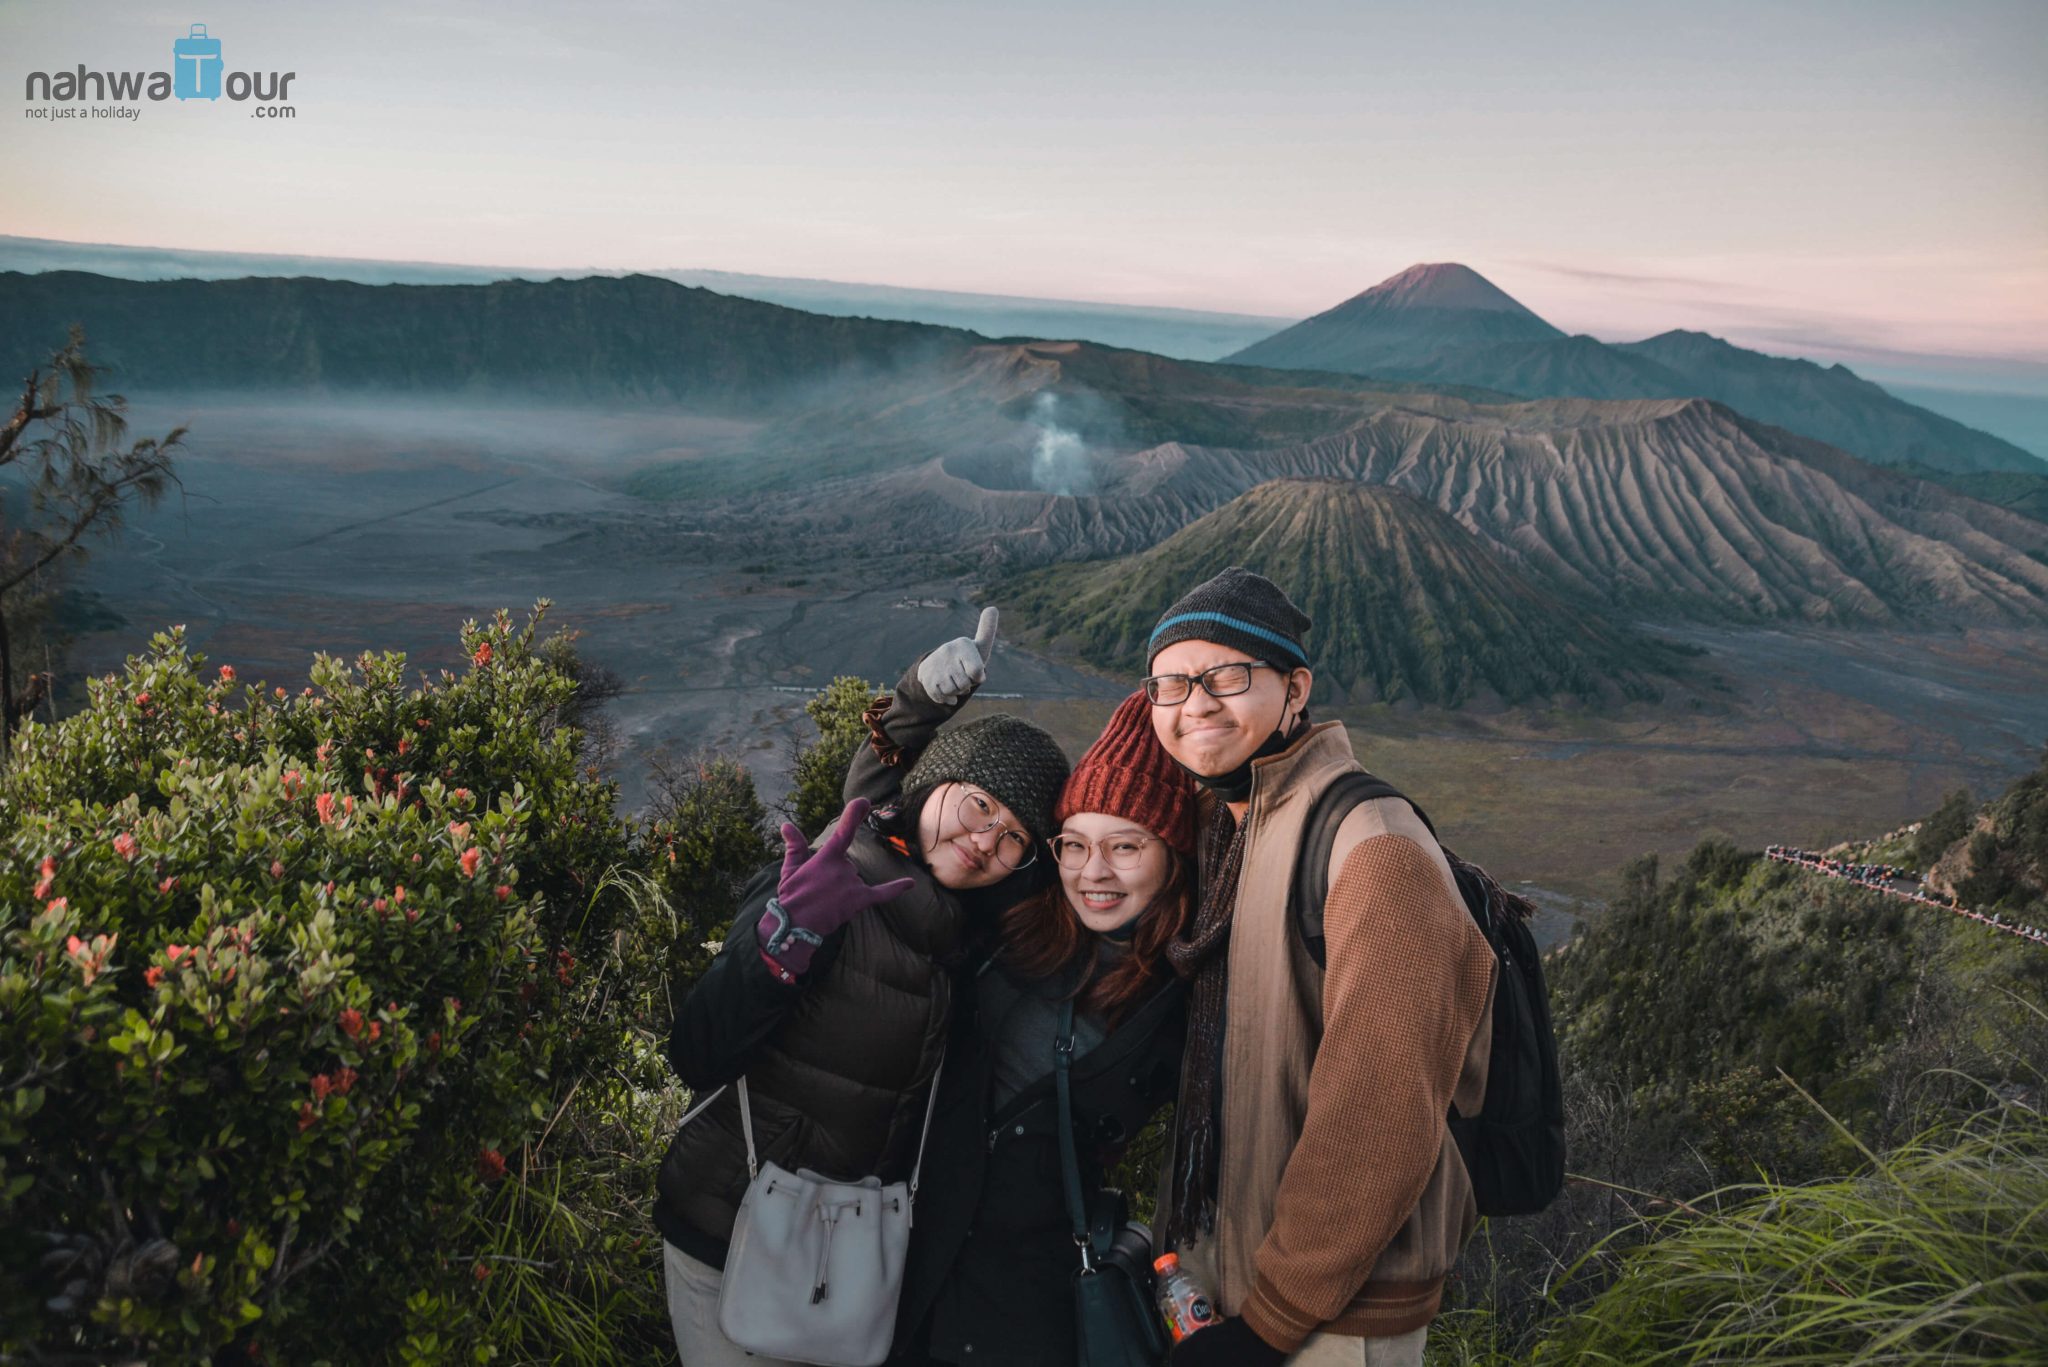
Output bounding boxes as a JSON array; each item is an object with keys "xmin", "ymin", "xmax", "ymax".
[{"xmin": 916, "ymin": 607, "xmax": 999, "ymax": 706}]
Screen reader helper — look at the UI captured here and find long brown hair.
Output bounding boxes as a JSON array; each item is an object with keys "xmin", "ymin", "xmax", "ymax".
[{"xmin": 998, "ymin": 846, "xmax": 1193, "ymax": 1030}]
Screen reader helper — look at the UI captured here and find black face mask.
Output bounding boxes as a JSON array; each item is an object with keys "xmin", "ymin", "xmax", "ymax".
[{"xmin": 1176, "ymin": 718, "xmax": 1303, "ymax": 803}]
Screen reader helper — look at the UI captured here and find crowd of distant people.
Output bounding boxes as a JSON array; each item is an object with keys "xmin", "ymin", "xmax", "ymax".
[{"xmin": 1766, "ymin": 845, "xmax": 2048, "ymax": 948}]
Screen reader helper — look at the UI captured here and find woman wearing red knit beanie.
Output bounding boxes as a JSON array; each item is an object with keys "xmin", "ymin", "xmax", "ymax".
[{"xmin": 895, "ymin": 691, "xmax": 1197, "ymax": 1367}]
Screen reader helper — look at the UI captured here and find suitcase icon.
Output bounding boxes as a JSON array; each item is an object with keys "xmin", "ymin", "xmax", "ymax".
[{"xmin": 173, "ymin": 23, "xmax": 222, "ymax": 101}]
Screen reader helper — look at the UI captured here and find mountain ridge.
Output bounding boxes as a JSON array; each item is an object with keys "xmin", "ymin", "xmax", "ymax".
[
  {"xmin": 0, "ymin": 270, "xmax": 979, "ymax": 407},
  {"xmin": 1226, "ymin": 265, "xmax": 2044, "ymax": 475}
]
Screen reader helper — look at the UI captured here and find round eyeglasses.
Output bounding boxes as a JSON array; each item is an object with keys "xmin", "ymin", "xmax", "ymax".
[
  {"xmin": 956, "ymin": 789, "xmax": 1036, "ymax": 870},
  {"xmin": 1051, "ymin": 832, "xmax": 1160, "ymax": 872},
  {"xmin": 1142, "ymin": 660, "xmax": 1276, "ymax": 706}
]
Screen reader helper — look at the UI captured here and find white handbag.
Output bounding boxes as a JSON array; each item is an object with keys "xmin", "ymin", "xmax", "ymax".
[{"xmin": 705, "ymin": 1054, "xmax": 944, "ymax": 1367}]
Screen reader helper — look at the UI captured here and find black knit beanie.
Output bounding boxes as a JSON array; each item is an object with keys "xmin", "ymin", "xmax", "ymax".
[
  {"xmin": 1147, "ymin": 566, "xmax": 1313, "ymax": 672},
  {"xmin": 902, "ymin": 714, "xmax": 1070, "ymax": 841}
]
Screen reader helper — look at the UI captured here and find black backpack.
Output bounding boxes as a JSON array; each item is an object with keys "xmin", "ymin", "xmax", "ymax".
[{"xmin": 1290, "ymin": 772, "xmax": 1565, "ymax": 1218}]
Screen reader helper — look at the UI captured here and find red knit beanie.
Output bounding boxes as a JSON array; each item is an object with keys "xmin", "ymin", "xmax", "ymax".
[{"xmin": 1054, "ymin": 691, "xmax": 1198, "ymax": 856}]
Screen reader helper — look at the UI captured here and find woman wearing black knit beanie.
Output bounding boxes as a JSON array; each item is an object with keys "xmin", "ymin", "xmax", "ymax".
[{"xmin": 653, "ymin": 610, "xmax": 1070, "ymax": 1367}]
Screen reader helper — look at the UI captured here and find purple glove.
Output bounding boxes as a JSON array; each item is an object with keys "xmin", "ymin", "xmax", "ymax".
[
  {"xmin": 1170, "ymin": 1317, "xmax": 1286, "ymax": 1367},
  {"xmin": 757, "ymin": 797, "xmax": 915, "ymax": 980}
]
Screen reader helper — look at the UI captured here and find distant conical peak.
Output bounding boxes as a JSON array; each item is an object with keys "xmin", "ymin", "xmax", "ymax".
[
  {"xmin": 1640, "ymin": 328, "xmax": 1730, "ymax": 348},
  {"xmin": 1346, "ymin": 262, "xmax": 1543, "ymax": 317}
]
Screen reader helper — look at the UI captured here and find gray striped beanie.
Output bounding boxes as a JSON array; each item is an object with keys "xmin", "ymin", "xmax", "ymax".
[{"xmin": 1147, "ymin": 566, "xmax": 1312, "ymax": 671}]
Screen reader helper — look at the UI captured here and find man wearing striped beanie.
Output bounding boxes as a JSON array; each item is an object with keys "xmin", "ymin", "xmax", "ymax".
[{"xmin": 1146, "ymin": 567, "xmax": 1496, "ymax": 1367}]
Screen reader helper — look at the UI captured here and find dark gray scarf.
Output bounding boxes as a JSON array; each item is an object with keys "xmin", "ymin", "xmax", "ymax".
[{"xmin": 1162, "ymin": 802, "xmax": 1247, "ymax": 1246}]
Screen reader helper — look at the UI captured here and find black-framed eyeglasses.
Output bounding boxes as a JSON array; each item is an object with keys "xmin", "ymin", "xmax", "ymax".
[
  {"xmin": 1142, "ymin": 660, "xmax": 1275, "ymax": 706},
  {"xmin": 957, "ymin": 789, "xmax": 1037, "ymax": 870},
  {"xmin": 1051, "ymin": 832, "xmax": 1160, "ymax": 872}
]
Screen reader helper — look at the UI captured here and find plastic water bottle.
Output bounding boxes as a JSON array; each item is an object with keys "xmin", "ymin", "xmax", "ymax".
[{"xmin": 1152, "ymin": 1252, "xmax": 1216, "ymax": 1342}]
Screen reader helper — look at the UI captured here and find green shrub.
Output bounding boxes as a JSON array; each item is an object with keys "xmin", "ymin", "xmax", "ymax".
[
  {"xmin": 0, "ymin": 605, "xmax": 646, "ymax": 1363},
  {"xmin": 1912, "ymin": 787, "xmax": 1976, "ymax": 871},
  {"xmin": 642, "ymin": 754, "xmax": 778, "ymax": 1023},
  {"xmin": 786, "ymin": 674, "xmax": 880, "ymax": 838}
]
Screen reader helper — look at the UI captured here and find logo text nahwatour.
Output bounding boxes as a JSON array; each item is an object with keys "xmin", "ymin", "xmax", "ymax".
[{"xmin": 24, "ymin": 25, "xmax": 295, "ymax": 106}]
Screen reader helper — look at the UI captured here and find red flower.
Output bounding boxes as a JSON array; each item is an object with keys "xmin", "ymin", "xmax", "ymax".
[
  {"xmin": 333, "ymin": 1065, "xmax": 358, "ymax": 1095},
  {"xmin": 476, "ymin": 1149, "xmax": 507, "ymax": 1182},
  {"xmin": 134, "ymin": 691, "xmax": 151, "ymax": 707},
  {"xmin": 416, "ymin": 717, "xmax": 431, "ymax": 729},
  {"xmin": 310, "ymin": 1073, "xmax": 334, "ymax": 1100},
  {"xmin": 33, "ymin": 855, "xmax": 56, "ymax": 900},
  {"xmin": 367, "ymin": 1021, "xmax": 382, "ymax": 1043},
  {"xmin": 315, "ymin": 792, "xmax": 337, "ymax": 824},
  {"xmin": 452, "ymin": 787, "xmax": 471, "ymax": 804},
  {"xmin": 64, "ymin": 931, "xmax": 115, "ymax": 984},
  {"xmin": 145, "ymin": 965, "xmax": 166, "ymax": 988},
  {"xmin": 165, "ymin": 943, "xmax": 188, "ymax": 962},
  {"xmin": 405, "ymin": 908, "xmax": 420, "ymax": 923},
  {"xmin": 297, "ymin": 1102, "xmax": 318, "ymax": 1132},
  {"xmin": 338, "ymin": 1008, "xmax": 365, "ymax": 1039},
  {"xmin": 274, "ymin": 686, "xmax": 287, "ymax": 700},
  {"xmin": 316, "ymin": 741, "xmax": 335, "ymax": 765},
  {"xmin": 158, "ymin": 875, "xmax": 179, "ymax": 894},
  {"xmin": 472, "ymin": 641, "xmax": 493, "ymax": 667},
  {"xmin": 281, "ymin": 769, "xmax": 303, "ymax": 798},
  {"xmin": 426, "ymin": 1031, "xmax": 443, "ymax": 1053},
  {"xmin": 269, "ymin": 860, "xmax": 285, "ymax": 879},
  {"xmin": 113, "ymin": 832, "xmax": 139, "ymax": 861},
  {"xmin": 460, "ymin": 847, "xmax": 482, "ymax": 878},
  {"xmin": 494, "ymin": 885, "xmax": 511, "ymax": 902},
  {"xmin": 397, "ymin": 738, "xmax": 411, "ymax": 756},
  {"xmin": 219, "ymin": 664, "xmax": 236, "ymax": 682},
  {"xmin": 392, "ymin": 885, "xmax": 406, "ymax": 904},
  {"xmin": 473, "ymin": 1261, "xmax": 492, "ymax": 1282}
]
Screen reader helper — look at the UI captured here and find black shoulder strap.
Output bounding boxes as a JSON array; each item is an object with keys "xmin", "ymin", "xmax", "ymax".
[
  {"xmin": 1292, "ymin": 771, "xmax": 1435, "ymax": 969},
  {"xmin": 1053, "ymin": 999, "xmax": 1100, "ymax": 1269}
]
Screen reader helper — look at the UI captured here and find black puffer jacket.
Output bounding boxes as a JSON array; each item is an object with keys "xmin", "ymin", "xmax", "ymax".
[
  {"xmin": 894, "ymin": 961, "xmax": 1188, "ymax": 1366},
  {"xmin": 655, "ymin": 662, "xmax": 1001, "ymax": 1267},
  {"xmin": 654, "ymin": 819, "xmax": 961, "ymax": 1265}
]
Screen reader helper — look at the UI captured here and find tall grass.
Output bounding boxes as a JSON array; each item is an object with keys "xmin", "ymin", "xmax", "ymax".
[
  {"xmin": 1531, "ymin": 1099, "xmax": 2048, "ymax": 1364},
  {"xmin": 417, "ymin": 867, "xmax": 702, "ymax": 1364}
]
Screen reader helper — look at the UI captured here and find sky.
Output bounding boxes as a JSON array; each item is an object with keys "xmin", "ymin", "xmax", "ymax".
[{"xmin": 3, "ymin": 0, "xmax": 2044, "ymax": 373}]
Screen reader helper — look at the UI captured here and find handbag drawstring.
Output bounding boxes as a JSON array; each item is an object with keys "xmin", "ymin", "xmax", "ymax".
[{"xmin": 809, "ymin": 1197, "xmax": 863, "ymax": 1303}]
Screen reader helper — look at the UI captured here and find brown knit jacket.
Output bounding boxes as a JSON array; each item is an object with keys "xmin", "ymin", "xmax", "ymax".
[{"xmin": 1169, "ymin": 722, "xmax": 1495, "ymax": 1350}]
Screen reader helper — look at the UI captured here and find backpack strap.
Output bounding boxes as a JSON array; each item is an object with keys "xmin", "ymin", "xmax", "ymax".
[{"xmin": 1292, "ymin": 771, "xmax": 1433, "ymax": 969}]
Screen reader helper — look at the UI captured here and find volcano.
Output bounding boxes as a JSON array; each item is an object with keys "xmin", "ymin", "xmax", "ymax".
[
  {"xmin": 1226, "ymin": 265, "xmax": 2043, "ymax": 474},
  {"xmin": 1228, "ymin": 263, "xmax": 1565, "ymax": 374},
  {"xmin": 993, "ymin": 478, "xmax": 1681, "ymax": 707}
]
